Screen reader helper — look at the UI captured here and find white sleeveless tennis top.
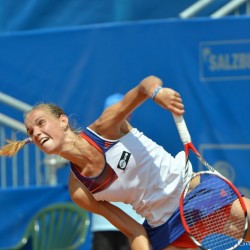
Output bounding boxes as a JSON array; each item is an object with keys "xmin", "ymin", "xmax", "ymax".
[{"xmin": 70, "ymin": 127, "xmax": 192, "ymax": 227}]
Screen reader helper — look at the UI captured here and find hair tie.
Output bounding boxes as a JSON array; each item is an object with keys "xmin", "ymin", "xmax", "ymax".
[{"xmin": 24, "ymin": 138, "xmax": 32, "ymax": 144}]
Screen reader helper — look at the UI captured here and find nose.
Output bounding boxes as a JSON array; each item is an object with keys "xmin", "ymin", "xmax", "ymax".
[{"xmin": 33, "ymin": 126, "xmax": 42, "ymax": 139}]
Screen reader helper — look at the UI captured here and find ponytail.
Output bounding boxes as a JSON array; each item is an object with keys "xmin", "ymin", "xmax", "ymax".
[{"xmin": 0, "ymin": 138, "xmax": 32, "ymax": 157}]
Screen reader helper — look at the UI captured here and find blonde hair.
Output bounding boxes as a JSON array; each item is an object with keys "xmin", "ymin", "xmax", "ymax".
[
  {"xmin": 0, "ymin": 103, "xmax": 66, "ymax": 157},
  {"xmin": 0, "ymin": 138, "xmax": 32, "ymax": 157}
]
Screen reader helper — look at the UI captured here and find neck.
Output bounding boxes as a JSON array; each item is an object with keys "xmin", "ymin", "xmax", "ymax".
[
  {"xmin": 58, "ymin": 134, "xmax": 88, "ymax": 166},
  {"xmin": 58, "ymin": 133, "xmax": 77, "ymax": 158}
]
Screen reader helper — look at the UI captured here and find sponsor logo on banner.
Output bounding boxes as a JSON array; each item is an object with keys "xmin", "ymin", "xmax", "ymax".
[{"xmin": 199, "ymin": 40, "xmax": 250, "ymax": 81}]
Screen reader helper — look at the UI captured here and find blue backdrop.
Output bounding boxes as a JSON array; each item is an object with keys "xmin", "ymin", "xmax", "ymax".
[{"xmin": 1, "ymin": 16, "xmax": 250, "ymax": 249}]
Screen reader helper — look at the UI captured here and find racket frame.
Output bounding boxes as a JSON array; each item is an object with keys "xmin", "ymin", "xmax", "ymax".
[{"xmin": 173, "ymin": 114, "xmax": 249, "ymax": 249}]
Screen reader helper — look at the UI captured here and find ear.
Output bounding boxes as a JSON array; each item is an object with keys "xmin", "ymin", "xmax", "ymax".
[{"xmin": 59, "ymin": 115, "xmax": 69, "ymax": 130}]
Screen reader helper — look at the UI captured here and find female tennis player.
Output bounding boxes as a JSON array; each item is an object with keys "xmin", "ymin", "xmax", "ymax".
[{"xmin": 1, "ymin": 75, "xmax": 250, "ymax": 250}]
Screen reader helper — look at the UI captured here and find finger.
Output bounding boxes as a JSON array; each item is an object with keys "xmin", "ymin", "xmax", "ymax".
[
  {"xmin": 174, "ymin": 102, "xmax": 184, "ymax": 109},
  {"xmin": 172, "ymin": 107, "xmax": 185, "ymax": 116},
  {"xmin": 174, "ymin": 91, "xmax": 181, "ymax": 97}
]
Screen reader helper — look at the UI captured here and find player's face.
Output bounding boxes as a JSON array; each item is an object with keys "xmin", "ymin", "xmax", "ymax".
[{"xmin": 25, "ymin": 108, "xmax": 67, "ymax": 154}]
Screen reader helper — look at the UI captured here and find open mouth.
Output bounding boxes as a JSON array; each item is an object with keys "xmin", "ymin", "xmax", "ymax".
[{"xmin": 40, "ymin": 137, "xmax": 49, "ymax": 145}]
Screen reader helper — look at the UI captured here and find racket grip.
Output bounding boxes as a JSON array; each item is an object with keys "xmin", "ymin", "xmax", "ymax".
[{"xmin": 172, "ymin": 114, "xmax": 191, "ymax": 144}]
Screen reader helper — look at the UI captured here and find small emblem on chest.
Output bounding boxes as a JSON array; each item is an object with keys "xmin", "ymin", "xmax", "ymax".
[{"xmin": 117, "ymin": 151, "xmax": 131, "ymax": 170}]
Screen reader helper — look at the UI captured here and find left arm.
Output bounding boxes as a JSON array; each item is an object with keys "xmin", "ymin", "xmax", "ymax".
[{"xmin": 69, "ymin": 174, "xmax": 151, "ymax": 249}]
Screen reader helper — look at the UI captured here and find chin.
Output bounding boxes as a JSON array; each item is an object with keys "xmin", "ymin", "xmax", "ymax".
[
  {"xmin": 40, "ymin": 147, "xmax": 57, "ymax": 155},
  {"xmin": 40, "ymin": 142, "xmax": 59, "ymax": 155}
]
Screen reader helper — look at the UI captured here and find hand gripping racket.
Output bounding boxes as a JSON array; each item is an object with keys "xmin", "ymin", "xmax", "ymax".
[{"xmin": 173, "ymin": 114, "xmax": 248, "ymax": 250}]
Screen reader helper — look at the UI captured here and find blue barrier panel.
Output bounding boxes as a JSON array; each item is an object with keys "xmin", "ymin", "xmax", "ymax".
[{"xmin": 0, "ymin": 185, "xmax": 91, "ymax": 249}]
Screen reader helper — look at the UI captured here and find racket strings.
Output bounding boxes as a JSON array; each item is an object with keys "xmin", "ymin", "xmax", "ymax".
[{"xmin": 183, "ymin": 173, "xmax": 247, "ymax": 250}]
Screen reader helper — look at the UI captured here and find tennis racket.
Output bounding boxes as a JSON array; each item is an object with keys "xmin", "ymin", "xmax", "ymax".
[{"xmin": 173, "ymin": 114, "xmax": 248, "ymax": 250}]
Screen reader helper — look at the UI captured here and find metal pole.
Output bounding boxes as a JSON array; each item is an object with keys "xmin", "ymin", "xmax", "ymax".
[
  {"xmin": 211, "ymin": 0, "xmax": 249, "ymax": 18},
  {"xmin": 179, "ymin": 0, "xmax": 215, "ymax": 19},
  {"xmin": 0, "ymin": 92, "xmax": 32, "ymax": 112},
  {"xmin": 0, "ymin": 113, "xmax": 26, "ymax": 133}
]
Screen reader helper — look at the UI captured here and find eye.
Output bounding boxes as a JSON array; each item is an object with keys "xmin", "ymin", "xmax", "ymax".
[
  {"xmin": 27, "ymin": 129, "xmax": 33, "ymax": 137},
  {"xmin": 38, "ymin": 119, "xmax": 46, "ymax": 127}
]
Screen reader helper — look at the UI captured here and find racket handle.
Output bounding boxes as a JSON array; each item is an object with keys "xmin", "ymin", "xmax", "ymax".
[{"xmin": 172, "ymin": 114, "xmax": 191, "ymax": 144}]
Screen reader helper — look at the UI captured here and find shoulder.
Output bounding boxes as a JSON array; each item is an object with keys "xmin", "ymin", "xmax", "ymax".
[
  {"xmin": 89, "ymin": 114, "xmax": 132, "ymax": 139},
  {"xmin": 69, "ymin": 173, "xmax": 100, "ymax": 213}
]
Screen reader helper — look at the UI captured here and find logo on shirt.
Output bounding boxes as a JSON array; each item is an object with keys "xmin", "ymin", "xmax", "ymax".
[
  {"xmin": 117, "ymin": 151, "xmax": 131, "ymax": 170},
  {"xmin": 104, "ymin": 141, "xmax": 113, "ymax": 149}
]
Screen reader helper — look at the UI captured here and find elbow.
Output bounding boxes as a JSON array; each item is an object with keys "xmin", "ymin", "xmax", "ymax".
[
  {"xmin": 143, "ymin": 75, "xmax": 162, "ymax": 86},
  {"xmin": 145, "ymin": 75, "xmax": 161, "ymax": 82},
  {"xmin": 139, "ymin": 75, "xmax": 163, "ymax": 97}
]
